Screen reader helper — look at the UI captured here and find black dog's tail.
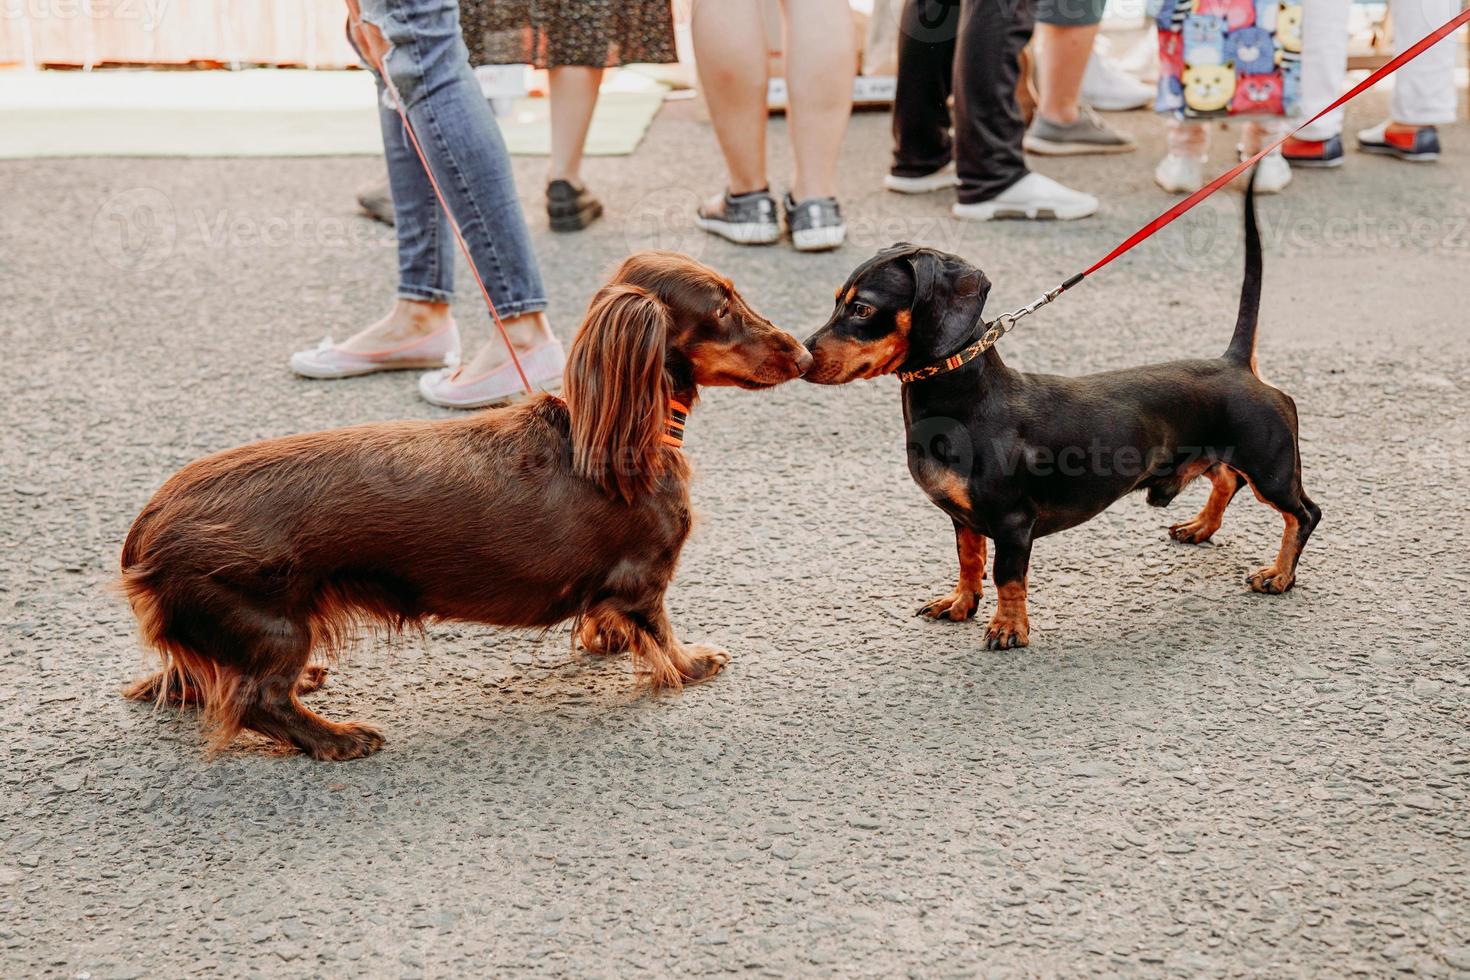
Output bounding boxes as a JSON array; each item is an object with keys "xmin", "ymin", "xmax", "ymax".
[{"xmin": 1223, "ymin": 167, "xmax": 1262, "ymax": 371}]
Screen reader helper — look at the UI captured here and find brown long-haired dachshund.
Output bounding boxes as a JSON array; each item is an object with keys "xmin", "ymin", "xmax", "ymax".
[{"xmin": 120, "ymin": 251, "xmax": 811, "ymax": 760}]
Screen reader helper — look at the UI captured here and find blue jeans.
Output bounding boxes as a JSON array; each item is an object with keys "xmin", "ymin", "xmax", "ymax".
[{"xmin": 358, "ymin": 0, "xmax": 546, "ymax": 315}]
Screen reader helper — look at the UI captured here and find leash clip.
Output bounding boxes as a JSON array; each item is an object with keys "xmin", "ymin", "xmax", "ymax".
[{"xmin": 981, "ymin": 282, "xmax": 1067, "ymax": 344}]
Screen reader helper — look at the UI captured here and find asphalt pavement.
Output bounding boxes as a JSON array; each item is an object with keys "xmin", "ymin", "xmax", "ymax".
[{"xmin": 2, "ymin": 94, "xmax": 1468, "ymax": 976}]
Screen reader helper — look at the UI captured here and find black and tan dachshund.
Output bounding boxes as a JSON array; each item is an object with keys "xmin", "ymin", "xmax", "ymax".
[{"xmin": 802, "ymin": 177, "xmax": 1320, "ymax": 649}]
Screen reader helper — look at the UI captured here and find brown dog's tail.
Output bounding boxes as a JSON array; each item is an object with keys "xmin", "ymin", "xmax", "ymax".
[{"xmin": 1224, "ymin": 167, "xmax": 1262, "ymax": 372}]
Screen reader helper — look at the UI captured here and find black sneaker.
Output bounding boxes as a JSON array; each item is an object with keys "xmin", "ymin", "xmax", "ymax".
[
  {"xmin": 547, "ymin": 180, "xmax": 603, "ymax": 232},
  {"xmin": 783, "ymin": 193, "xmax": 845, "ymax": 252},
  {"xmin": 696, "ymin": 188, "xmax": 780, "ymax": 245}
]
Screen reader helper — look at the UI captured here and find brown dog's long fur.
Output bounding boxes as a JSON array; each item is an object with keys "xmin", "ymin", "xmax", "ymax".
[{"xmin": 120, "ymin": 251, "xmax": 809, "ymax": 760}]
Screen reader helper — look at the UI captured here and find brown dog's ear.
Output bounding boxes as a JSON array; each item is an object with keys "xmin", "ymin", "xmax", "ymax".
[
  {"xmin": 564, "ymin": 285, "xmax": 674, "ymax": 503},
  {"xmin": 906, "ymin": 249, "xmax": 992, "ymax": 359}
]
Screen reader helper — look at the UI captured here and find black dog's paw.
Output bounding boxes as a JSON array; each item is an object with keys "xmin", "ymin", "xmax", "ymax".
[
  {"xmin": 1168, "ymin": 518, "xmax": 1219, "ymax": 545},
  {"xmin": 916, "ymin": 589, "xmax": 981, "ymax": 622},
  {"xmin": 983, "ymin": 614, "xmax": 1030, "ymax": 651},
  {"xmin": 1246, "ymin": 566, "xmax": 1295, "ymax": 595}
]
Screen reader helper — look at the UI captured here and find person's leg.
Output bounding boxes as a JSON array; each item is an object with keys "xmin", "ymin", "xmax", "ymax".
[
  {"xmin": 1293, "ymin": 0, "xmax": 1350, "ymax": 141},
  {"xmin": 951, "ymin": 0, "xmax": 1033, "ymax": 202},
  {"xmin": 545, "ymin": 65, "xmax": 606, "ymax": 232},
  {"xmin": 778, "ymin": 0, "xmax": 854, "ymax": 202},
  {"xmin": 890, "ymin": 0, "xmax": 957, "ymax": 181},
  {"xmin": 291, "ymin": 26, "xmax": 463, "ymax": 375},
  {"xmin": 360, "ymin": 0, "xmax": 555, "ymax": 383},
  {"xmin": 1024, "ymin": 0, "xmax": 1133, "ymax": 155},
  {"xmin": 691, "ymin": 0, "xmax": 769, "ymax": 198},
  {"xmin": 1387, "ymin": 0, "xmax": 1458, "ymax": 127},
  {"xmin": 949, "ymin": 0, "xmax": 1095, "ymax": 219},
  {"xmin": 547, "ymin": 66, "xmax": 603, "ymax": 185},
  {"xmin": 1035, "ymin": 20, "xmax": 1097, "ymax": 125}
]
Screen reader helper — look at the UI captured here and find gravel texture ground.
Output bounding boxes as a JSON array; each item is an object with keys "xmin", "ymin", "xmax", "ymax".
[{"xmin": 2, "ymin": 94, "xmax": 1468, "ymax": 977}]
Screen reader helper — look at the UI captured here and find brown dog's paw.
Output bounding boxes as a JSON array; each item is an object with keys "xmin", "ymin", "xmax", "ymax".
[
  {"xmin": 296, "ymin": 665, "xmax": 329, "ymax": 696},
  {"xmin": 1246, "ymin": 566, "xmax": 1295, "ymax": 595},
  {"xmin": 578, "ymin": 616, "xmax": 632, "ymax": 656},
  {"xmin": 681, "ymin": 644, "xmax": 730, "ymax": 684},
  {"xmin": 1168, "ymin": 518, "xmax": 1218, "ymax": 544},
  {"xmin": 984, "ymin": 614, "xmax": 1030, "ymax": 651},
  {"xmin": 916, "ymin": 589, "xmax": 981, "ymax": 622},
  {"xmin": 302, "ymin": 722, "xmax": 385, "ymax": 762},
  {"xmin": 122, "ymin": 670, "xmax": 196, "ymax": 704}
]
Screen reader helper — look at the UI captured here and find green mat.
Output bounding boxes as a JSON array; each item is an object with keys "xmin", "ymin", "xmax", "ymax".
[{"xmin": 0, "ymin": 92, "xmax": 665, "ymax": 159}]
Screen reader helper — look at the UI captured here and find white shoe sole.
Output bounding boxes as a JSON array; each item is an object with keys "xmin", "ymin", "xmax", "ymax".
[
  {"xmin": 1360, "ymin": 144, "xmax": 1439, "ymax": 162},
  {"xmin": 791, "ymin": 224, "xmax": 846, "ymax": 252},
  {"xmin": 695, "ymin": 216, "xmax": 780, "ymax": 245},
  {"xmin": 1154, "ymin": 175, "xmax": 1204, "ymax": 194},
  {"xmin": 1085, "ymin": 97, "xmax": 1152, "ymax": 112},
  {"xmin": 952, "ymin": 198, "xmax": 1097, "ymax": 222},
  {"xmin": 1023, "ymin": 135, "xmax": 1136, "ymax": 157},
  {"xmin": 289, "ymin": 354, "xmax": 452, "ymax": 380},
  {"xmin": 883, "ymin": 165, "xmax": 960, "ymax": 194}
]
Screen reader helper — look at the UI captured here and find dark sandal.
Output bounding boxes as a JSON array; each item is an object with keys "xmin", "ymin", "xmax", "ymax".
[{"xmin": 547, "ymin": 180, "xmax": 603, "ymax": 232}]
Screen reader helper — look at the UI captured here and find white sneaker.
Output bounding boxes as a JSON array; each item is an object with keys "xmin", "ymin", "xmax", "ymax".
[
  {"xmin": 1235, "ymin": 149, "xmax": 1292, "ymax": 194},
  {"xmin": 417, "ymin": 340, "xmax": 565, "ymax": 409},
  {"xmin": 289, "ymin": 322, "xmax": 459, "ymax": 379},
  {"xmin": 1080, "ymin": 51, "xmax": 1155, "ymax": 112},
  {"xmin": 951, "ymin": 172, "xmax": 1098, "ymax": 222},
  {"xmin": 884, "ymin": 161, "xmax": 960, "ymax": 195},
  {"xmin": 1154, "ymin": 154, "xmax": 1205, "ymax": 194}
]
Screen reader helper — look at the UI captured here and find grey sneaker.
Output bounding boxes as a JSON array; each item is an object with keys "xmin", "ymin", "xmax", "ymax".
[
  {"xmin": 356, "ymin": 173, "xmax": 395, "ymax": 226},
  {"xmin": 783, "ymin": 193, "xmax": 845, "ymax": 252},
  {"xmin": 696, "ymin": 189, "xmax": 780, "ymax": 245},
  {"xmin": 1023, "ymin": 107, "xmax": 1137, "ymax": 157}
]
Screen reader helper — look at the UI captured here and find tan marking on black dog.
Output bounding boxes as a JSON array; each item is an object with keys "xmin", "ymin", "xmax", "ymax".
[
  {"xmin": 986, "ymin": 580, "xmax": 1029, "ymax": 650},
  {"xmin": 916, "ymin": 527, "xmax": 987, "ymax": 622},
  {"xmin": 1169, "ymin": 464, "xmax": 1240, "ymax": 544}
]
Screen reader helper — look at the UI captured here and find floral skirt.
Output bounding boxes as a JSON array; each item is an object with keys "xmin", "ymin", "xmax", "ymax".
[{"xmin": 461, "ymin": 0, "xmax": 678, "ymax": 69}]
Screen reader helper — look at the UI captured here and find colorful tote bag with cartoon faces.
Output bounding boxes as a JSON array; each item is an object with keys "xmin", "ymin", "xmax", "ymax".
[{"xmin": 1151, "ymin": 0, "xmax": 1302, "ymax": 119}]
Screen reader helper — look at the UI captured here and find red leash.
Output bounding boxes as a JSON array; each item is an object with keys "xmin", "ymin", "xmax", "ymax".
[
  {"xmin": 1003, "ymin": 6, "xmax": 1470, "ymax": 323},
  {"xmin": 376, "ymin": 65, "xmax": 534, "ymax": 396}
]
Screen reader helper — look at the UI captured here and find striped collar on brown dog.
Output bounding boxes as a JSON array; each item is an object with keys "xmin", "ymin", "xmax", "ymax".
[{"xmin": 661, "ymin": 400, "xmax": 690, "ymax": 448}]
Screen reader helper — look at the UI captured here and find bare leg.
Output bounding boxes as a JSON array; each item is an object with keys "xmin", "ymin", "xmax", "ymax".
[
  {"xmin": 454, "ymin": 311, "xmax": 558, "ymax": 380},
  {"xmin": 334, "ymin": 299, "xmax": 452, "ymax": 355},
  {"xmin": 1035, "ymin": 22, "xmax": 1098, "ymax": 124},
  {"xmin": 917, "ymin": 523, "xmax": 988, "ymax": 621},
  {"xmin": 779, "ymin": 0, "xmax": 855, "ymax": 201},
  {"xmin": 691, "ymin": 0, "xmax": 770, "ymax": 214},
  {"xmin": 547, "ymin": 66, "xmax": 603, "ymax": 185}
]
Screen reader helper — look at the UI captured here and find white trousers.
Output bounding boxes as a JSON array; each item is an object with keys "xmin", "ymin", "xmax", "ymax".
[{"xmin": 1298, "ymin": 0, "xmax": 1460, "ymax": 139}]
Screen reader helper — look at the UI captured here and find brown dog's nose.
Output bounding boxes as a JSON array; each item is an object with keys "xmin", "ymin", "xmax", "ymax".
[{"xmin": 795, "ymin": 348, "xmax": 814, "ymax": 376}]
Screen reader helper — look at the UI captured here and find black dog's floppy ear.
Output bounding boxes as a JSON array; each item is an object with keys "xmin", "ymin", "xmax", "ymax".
[{"xmin": 906, "ymin": 249, "xmax": 992, "ymax": 356}]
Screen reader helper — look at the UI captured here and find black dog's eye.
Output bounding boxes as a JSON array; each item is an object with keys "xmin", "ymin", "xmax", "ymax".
[{"xmin": 852, "ymin": 302, "xmax": 876, "ymax": 319}]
